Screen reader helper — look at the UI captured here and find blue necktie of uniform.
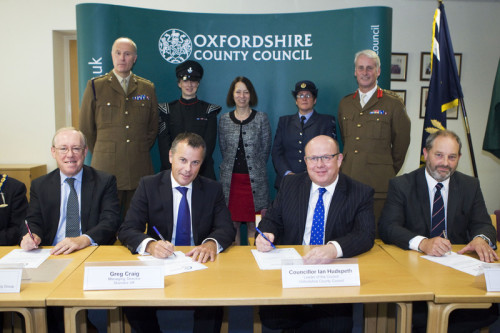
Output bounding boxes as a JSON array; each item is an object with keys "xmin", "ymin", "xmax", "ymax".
[
  {"xmin": 65, "ymin": 178, "xmax": 80, "ymax": 237},
  {"xmin": 310, "ymin": 187, "xmax": 327, "ymax": 245},
  {"xmin": 175, "ymin": 186, "xmax": 191, "ymax": 246},
  {"xmin": 430, "ymin": 183, "xmax": 445, "ymax": 238}
]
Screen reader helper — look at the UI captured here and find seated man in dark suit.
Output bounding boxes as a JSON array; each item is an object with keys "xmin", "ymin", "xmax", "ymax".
[
  {"xmin": 379, "ymin": 129, "xmax": 498, "ymax": 333},
  {"xmin": 118, "ymin": 132, "xmax": 235, "ymax": 333},
  {"xmin": 20, "ymin": 127, "xmax": 121, "ymax": 254},
  {"xmin": 0, "ymin": 174, "xmax": 28, "ymax": 245},
  {"xmin": 257, "ymin": 135, "xmax": 375, "ymax": 333}
]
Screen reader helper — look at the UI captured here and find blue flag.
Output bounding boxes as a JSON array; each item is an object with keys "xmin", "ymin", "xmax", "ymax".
[{"xmin": 420, "ymin": 3, "xmax": 463, "ymax": 165}]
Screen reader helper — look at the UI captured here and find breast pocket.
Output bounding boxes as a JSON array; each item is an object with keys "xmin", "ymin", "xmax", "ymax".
[
  {"xmin": 130, "ymin": 100, "xmax": 151, "ymax": 125},
  {"xmin": 341, "ymin": 113, "xmax": 355, "ymax": 138},
  {"xmin": 365, "ymin": 114, "xmax": 390, "ymax": 138},
  {"xmin": 96, "ymin": 101, "xmax": 121, "ymax": 124}
]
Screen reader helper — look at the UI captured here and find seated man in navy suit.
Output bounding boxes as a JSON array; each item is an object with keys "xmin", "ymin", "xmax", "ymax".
[
  {"xmin": 118, "ymin": 132, "xmax": 235, "ymax": 333},
  {"xmin": 20, "ymin": 127, "xmax": 121, "ymax": 254},
  {"xmin": 257, "ymin": 135, "xmax": 375, "ymax": 333},
  {"xmin": 379, "ymin": 129, "xmax": 498, "ymax": 333}
]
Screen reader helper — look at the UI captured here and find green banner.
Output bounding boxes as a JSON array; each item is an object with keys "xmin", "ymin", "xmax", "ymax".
[{"xmin": 76, "ymin": 4, "xmax": 392, "ymax": 193}]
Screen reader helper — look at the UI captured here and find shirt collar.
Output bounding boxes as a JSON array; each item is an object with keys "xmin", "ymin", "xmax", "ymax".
[
  {"xmin": 311, "ymin": 174, "xmax": 339, "ymax": 195},
  {"xmin": 358, "ymin": 85, "xmax": 378, "ymax": 101},
  {"xmin": 298, "ymin": 110, "xmax": 314, "ymax": 122},
  {"xmin": 112, "ymin": 70, "xmax": 132, "ymax": 84},
  {"xmin": 59, "ymin": 168, "xmax": 83, "ymax": 185},
  {"xmin": 170, "ymin": 173, "xmax": 193, "ymax": 191},
  {"xmin": 424, "ymin": 168, "xmax": 450, "ymax": 191}
]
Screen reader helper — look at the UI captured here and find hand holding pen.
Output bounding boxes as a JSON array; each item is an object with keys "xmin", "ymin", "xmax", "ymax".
[
  {"xmin": 151, "ymin": 226, "xmax": 176, "ymax": 258},
  {"xmin": 20, "ymin": 220, "xmax": 40, "ymax": 250},
  {"xmin": 255, "ymin": 227, "xmax": 276, "ymax": 252},
  {"xmin": 442, "ymin": 230, "xmax": 452, "ymax": 255}
]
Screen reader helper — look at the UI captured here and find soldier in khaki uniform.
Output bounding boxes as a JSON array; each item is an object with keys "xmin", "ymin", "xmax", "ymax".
[
  {"xmin": 338, "ymin": 50, "xmax": 410, "ymax": 228},
  {"xmin": 80, "ymin": 37, "xmax": 158, "ymax": 217}
]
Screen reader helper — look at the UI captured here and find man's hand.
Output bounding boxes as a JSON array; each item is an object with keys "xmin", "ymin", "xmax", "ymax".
[
  {"xmin": 303, "ymin": 243, "xmax": 338, "ymax": 263},
  {"xmin": 20, "ymin": 233, "xmax": 41, "ymax": 251},
  {"xmin": 256, "ymin": 232, "xmax": 275, "ymax": 252},
  {"xmin": 186, "ymin": 241, "xmax": 217, "ymax": 263},
  {"xmin": 458, "ymin": 237, "xmax": 498, "ymax": 263},
  {"xmin": 146, "ymin": 240, "xmax": 175, "ymax": 259},
  {"xmin": 51, "ymin": 236, "xmax": 91, "ymax": 255},
  {"xmin": 418, "ymin": 237, "xmax": 452, "ymax": 257}
]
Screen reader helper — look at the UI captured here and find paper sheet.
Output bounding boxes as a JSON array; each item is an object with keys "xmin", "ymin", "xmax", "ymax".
[
  {"xmin": 251, "ymin": 248, "xmax": 302, "ymax": 270},
  {"xmin": 138, "ymin": 251, "xmax": 207, "ymax": 276},
  {"xmin": 0, "ymin": 249, "xmax": 51, "ymax": 268},
  {"xmin": 421, "ymin": 251, "xmax": 485, "ymax": 276}
]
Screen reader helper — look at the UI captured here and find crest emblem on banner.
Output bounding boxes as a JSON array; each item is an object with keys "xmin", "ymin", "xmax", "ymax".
[{"xmin": 158, "ymin": 29, "xmax": 192, "ymax": 64}]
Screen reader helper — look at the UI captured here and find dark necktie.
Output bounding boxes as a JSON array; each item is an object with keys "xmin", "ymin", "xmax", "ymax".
[
  {"xmin": 175, "ymin": 186, "xmax": 191, "ymax": 245},
  {"xmin": 430, "ymin": 183, "xmax": 445, "ymax": 238},
  {"xmin": 310, "ymin": 188, "xmax": 327, "ymax": 245},
  {"xmin": 300, "ymin": 115, "xmax": 306, "ymax": 131},
  {"xmin": 65, "ymin": 178, "xmax": 80, "ymax": 237}
]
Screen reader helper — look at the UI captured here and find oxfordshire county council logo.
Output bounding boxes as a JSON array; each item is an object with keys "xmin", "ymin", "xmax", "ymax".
[{"xmin": 158, "ymin": 29, "xmax": 192, "ymax": 64}]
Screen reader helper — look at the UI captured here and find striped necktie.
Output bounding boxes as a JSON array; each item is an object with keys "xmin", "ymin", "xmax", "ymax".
[{"xmin": 430, "ymin": 183, "xmax": 445, "ymax": 238}]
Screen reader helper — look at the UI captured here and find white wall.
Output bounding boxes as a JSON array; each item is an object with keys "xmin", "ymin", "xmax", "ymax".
[{"xmin": 1, "ymin": 0, "xmax": 499, "ymax": 212}]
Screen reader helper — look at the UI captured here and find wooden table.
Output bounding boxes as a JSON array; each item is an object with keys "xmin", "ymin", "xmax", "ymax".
[
  {"xmin": 380, "ymin": 243, "xmax": 500, "ymax": 332},
  {"xmin": 47, "ymin": 245, "xmax": 433, "ymax": 333},
  {"xmin": 0, "ymin": 246, "xmax": 96, "ymax": 333}
]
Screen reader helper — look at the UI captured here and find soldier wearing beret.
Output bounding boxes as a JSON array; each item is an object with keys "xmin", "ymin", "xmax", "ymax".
[
  {"xmin": 271, "ymin": 80, "xmax": 337, "ymax": 188},
  {"xmin": 338, "ymin": 49, "xmax": 410, "ymax": 227},
  {"xmin": 158, "ymin": 60, "xmax": 221, "ymax": 179},
  {"xmin": 80, "ymin": 37, "xmax": 158, "ymax": 217}
]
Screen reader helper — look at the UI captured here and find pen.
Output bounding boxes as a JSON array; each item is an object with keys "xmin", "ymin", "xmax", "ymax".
[
  {"xmin": 152, "ymin": 226, "xmax": 176, "ymax": 257},
  {"xmin": 442, "ymin": 230, "xmax": 451, "ymax": 255},
  {"xmin": 256, "ymin": 227, "xmax": 276, "ymax": 249},
  {"xmin": 25, "ymin": 220, "xmax": 38, "ymax": 249}
]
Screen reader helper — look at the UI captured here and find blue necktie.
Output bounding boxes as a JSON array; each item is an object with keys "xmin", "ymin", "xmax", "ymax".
[
  {"xmin": 310, "ymin": 188, "xmax": 327, "ymax": 245},
  {"xmin": 175, "ymin": 186, "xmax": 191, "ymax": 245},
  {"xmin": 430, "ymin": 183, "xmax": 445, "ymax": 238},
  {"xmin": 65, "ymin": 178, "xmax": 80, "ymax": 237}
]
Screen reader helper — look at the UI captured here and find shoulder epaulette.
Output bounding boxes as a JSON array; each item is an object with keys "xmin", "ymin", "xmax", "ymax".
[
  {"xmin": 132, "ymin": 74, "xmax": 154, "ymax": 85},
  {"xmin": 158, "ymin": 102, "xmax": 170, "ymax": 115},
  {"xmin": 383, "ymin": 89, "xmax": 404, "ymax": 104},
  {"xmin": 206, "ymin": 104, "xmax": 222, "ymax": 115},
  {"xmin": 90, "ymin": 74, "xmax": 108, "ymax": 101}
]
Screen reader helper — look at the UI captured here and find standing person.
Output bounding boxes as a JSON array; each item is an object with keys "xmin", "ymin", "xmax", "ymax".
[
  {"xmin": 338, "ymin": 49, "xmax": 410, "ymax": 224},
  {"xmin": 79, "ymin": 37, "xmax": 158, "ymax": 217},
  {"xmin": 272, "ymin": 80, "xmax": 336, "ymax": 189},
  {"xmin": 0, "ymin": 174, "xmax": 28, "ymax": 245},
  {"xmin": 379, "ymin": 129, "xmax": 498, "ymax": 332},
  {"xmin": 118, "ymin": 132, "xmax": 235, "ymax": 333},
  {"xmin": 158, "ymin": 60, "xmax": 221, "ymax": 179},
  {"xmin": 219, "ymin": 76, "xmax": 272, "ymax": 244}
]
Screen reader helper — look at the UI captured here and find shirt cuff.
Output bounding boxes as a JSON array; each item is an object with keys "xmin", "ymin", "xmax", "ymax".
[
  {"xmin": 409, "ymin": 236, "xmax": 427, "ymax": 252},
  {"xmin": 284, "ymin": 170, "xmax": 292, "ymax": 176},
  {"xmin": 327, "ymin": 241, "xmax": 343, "ymax": 258},
  {"xmin": 202, "ymin": 238, "xmax": 222, "ymax": 253},
  {"xmin": 82, "ymin": 234, "xmax": 97, "ymax": 246},
  {"xmin": 137, "ymin": 237, "xmax": 156, "ymax": 255},
  {"xmin": 474, "ymin": 234, "xmax": 495, "ymax": 248}
]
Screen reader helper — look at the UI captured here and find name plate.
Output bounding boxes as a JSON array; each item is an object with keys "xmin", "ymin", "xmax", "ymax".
[
  {"xmin": 0, "ymin": 267, "xmax": 22, "ymax": 293},
  {"xmin": 282, "ymin": 261, "xmax": 360, "ymax": 288},
  {"xmin": 83, "ymin": 261, "xmax": 164, "ymax": 290},
  {"xmin": 484, "ymin": 264, "xmax": 500, "ymax": 292}
]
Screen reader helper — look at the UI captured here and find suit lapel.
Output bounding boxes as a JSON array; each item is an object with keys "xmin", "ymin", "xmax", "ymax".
[
  {"xmin": 191, "ymin": 177, "xmax": 204, "ymax": 245},
  {"xmin": 416, "ymin": 168, "xmax": 432, "ymax": 235},
  {"xmin": 325, "ymin": 174, "xmax": 346, "ymax": 238},
  {"xmin": 108, "ymin": 71, "xmax": 126, "ymax": 96},
  {"xmin": 159, "ymin": 172, "xmax": 175, "ymax": 241},
  {"xmin": 80, "ymin": 166, "xmax": 93, "ymax": 232},
  {"xmin": 297, "ymin": 175, "xmax": 312, "ymax": 240},
  {"xmin": 127, "ymin": 75, "xmax": 138, "ymax": 96},
  {"xmin": 302, "ymin": 111, "xmax": 316, "ymax": 130},
  {"xmin": 447, "ymin": 174, "xmax": 459, "ymax": 232}
]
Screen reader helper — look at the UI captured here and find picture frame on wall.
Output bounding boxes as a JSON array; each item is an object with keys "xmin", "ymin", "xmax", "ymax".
[
  {"xmin": 392, "ymin": 89, "xmax": 407, "ymax": 106},
  {"xmin": 391, "ymin": 53, "xmax": 408, "ymax": 81},
  {"xmin": 420, "ymin": 52, "xmax": 462, "ymax": 81},
  {"xmin": 420, "ymin": 86, "xmax": 460, "ymax": 119}
]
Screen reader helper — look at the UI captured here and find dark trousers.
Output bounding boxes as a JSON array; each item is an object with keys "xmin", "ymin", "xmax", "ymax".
[
  {"xmin": 412, "ymin": 301, "xmax": 499, "ymax": 333},
  {"xmin": 259, "ymin": 304, "xmax": 353, "ymax": 333},
  {"xmin": 123, "ymin": 306, "xmax": 223, "ymax": 333}
]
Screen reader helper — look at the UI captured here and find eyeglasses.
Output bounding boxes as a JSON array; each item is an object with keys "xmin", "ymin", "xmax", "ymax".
[
  {"xmin": 297, "ymin": 94, "xmax": 313, "ymax": 99},
  {"xmin": 304, "ymin": 154, "xmax": 340, "ymax": 163},
  {"xmin": 54, "ymin": 146, "xmax": 84, "ymax": 155}
]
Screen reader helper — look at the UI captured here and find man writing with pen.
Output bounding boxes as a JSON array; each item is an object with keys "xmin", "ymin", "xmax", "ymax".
[
  {"xmin": 118, "ymin": 132, "xmax": 235, "ymax": 333},
  {"xmin": 256, "ymin": 135, "xmax": 375, "ymax": 333}
]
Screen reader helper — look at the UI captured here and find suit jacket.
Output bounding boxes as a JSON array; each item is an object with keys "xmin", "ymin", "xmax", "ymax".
[
  {"xmin": 338, "ymin": 87, "xmax": 410, "ymax": 196},
  {"xmin": 21, "ymin": 166, "xmax": 121, "ymax": 246},
  {"xmin": 79, "ymin": 70, "xmax": 158, "ymax": 190},
  {"xmin": 0, "ymin": 176, "xmax": 28, "ymax": 245},
  {"xmin": 271, "ymin": 111, "xmax": 337, "ymax": 188},
  {"xmin": 378, "ymin": 168, "xmax": 497, "ymax": 249},
  {"xmin": 218, "ymin": 110, "xmax": 272, "ymax": 211},
  {"xmin": 258, "ymin": 172, "xmax": 375, "ymax": 258},
  {"xmin": 117, "ymin": 171, "xmax": 236, "ymax": 253}
]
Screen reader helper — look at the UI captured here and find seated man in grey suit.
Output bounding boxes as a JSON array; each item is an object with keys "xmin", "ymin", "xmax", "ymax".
[
  {"xmin": 118, "ymin": 132, "xmax": 235, "ymax": 333},
  {"xmin": 20, "ymin": 127, "xmax": 121, "ymax": 254},
  {"xmin": 257, "ymin": 135, "xmax": 375, "ymax": 333},
  {"xmin": 379, "ymin": 129, "xmax": 498, "ymax": 333}
]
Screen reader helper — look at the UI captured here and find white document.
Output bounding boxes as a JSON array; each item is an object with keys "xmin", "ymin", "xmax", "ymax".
[
  {"xmin": 0, "ymin": 249, "xmax": 51, "ymax": 268},
  {"xmin": 138, "ymin": 251, "xmax": 207, "ymax": 276},
  {"xmin": 251, "ymin": 248, "xmax": 302, "ymax": 270},
  {"xmin": 421, "ymin": 252, "xmax": 485, "ymax": 276},
  {"xmin": 483, "ymin": 264, "xmax": 500, "ymax": 292}
]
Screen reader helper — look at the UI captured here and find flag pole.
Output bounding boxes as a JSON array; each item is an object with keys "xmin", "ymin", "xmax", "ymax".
[{"xmin": 459, "ymin": 98, "xmax": 479, "ymax": 177}]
